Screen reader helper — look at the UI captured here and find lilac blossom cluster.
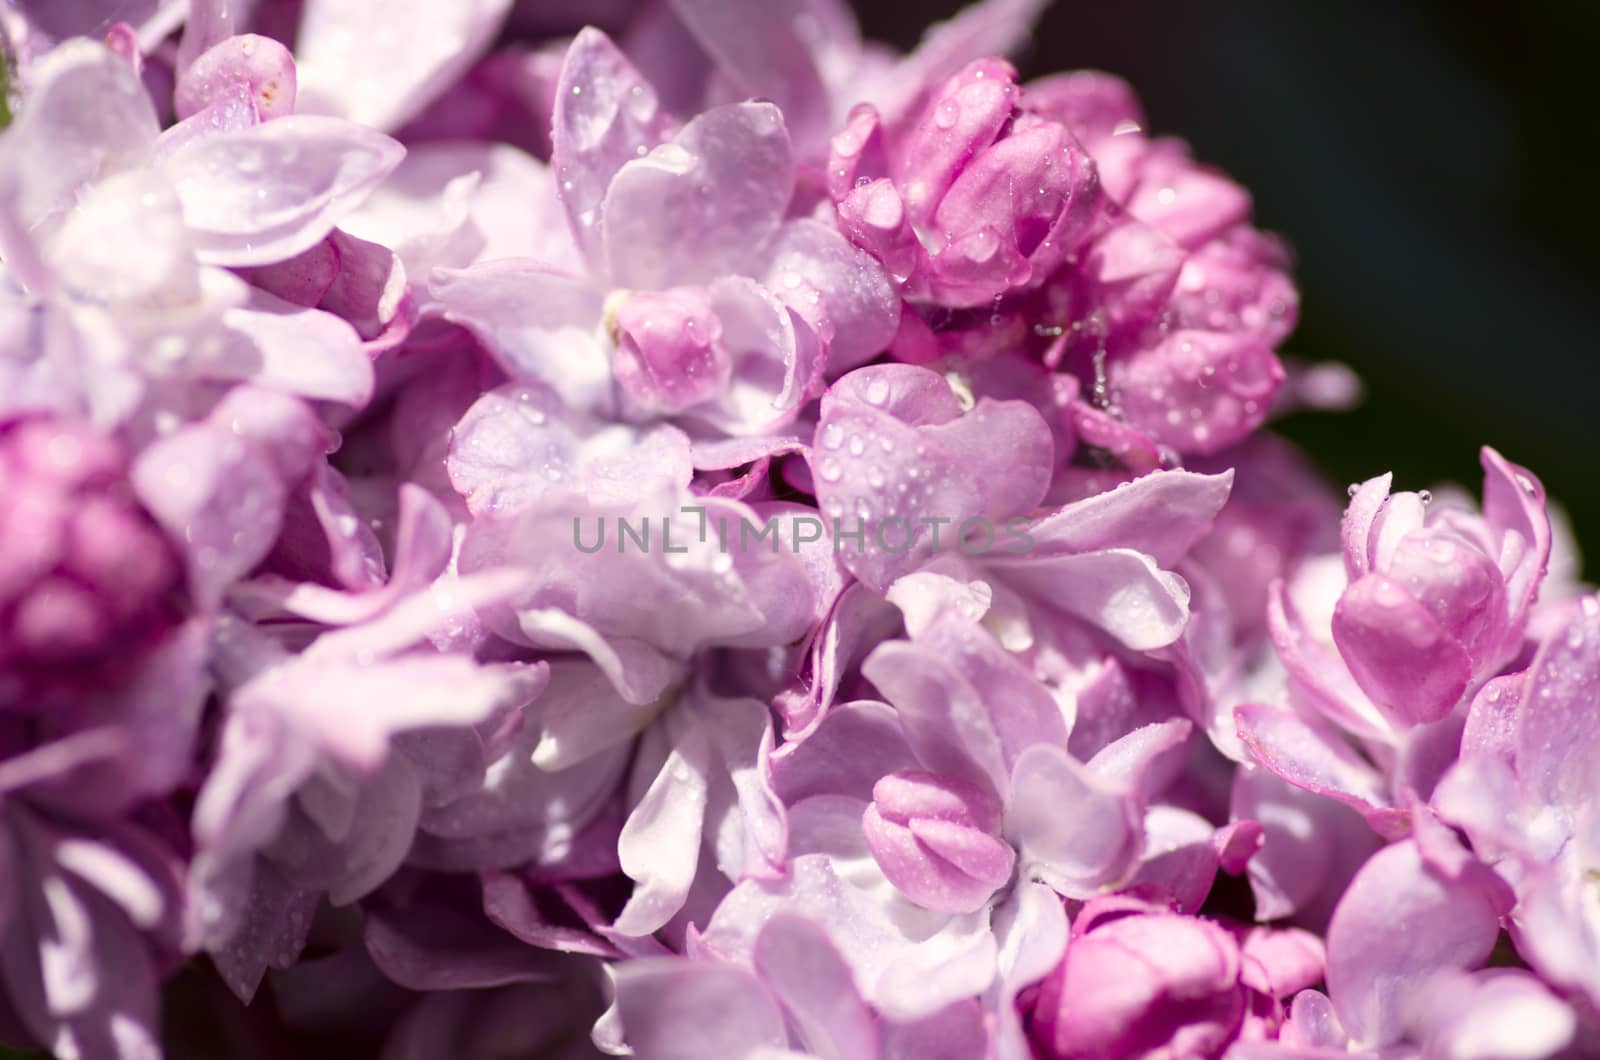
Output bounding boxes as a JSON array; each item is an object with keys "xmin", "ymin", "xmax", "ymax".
[{"xmin": 0, "ymin": 2, "xmax": 1594, "ymax": 1058}]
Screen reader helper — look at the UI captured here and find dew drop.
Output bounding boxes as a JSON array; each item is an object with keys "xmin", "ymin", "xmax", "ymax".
[
  {"xmin": 847, "ymin": 436, "xmax": 865, "ymax": 456},
  {"xmin": 935, "ymin": 99, "xmax": 961, "ymax": 129},
  {"xmin": 818, "ymin": 458, "xmax": 843, "ymax": 482},
  {"xmin": 820, "ymin": 423, "xmax": 844, "ymax": 450},
  {"xmin": 865, "ymin": 379, "xmax": 890, "ymax": 406}
]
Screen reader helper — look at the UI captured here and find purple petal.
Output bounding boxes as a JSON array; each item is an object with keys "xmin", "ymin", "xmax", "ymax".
[
  {"xmin": 160, "ymin": 115, "xmax": 404, "ymax": 267},
  {"xmin": 987, "ymin": 547, "xmax": 1193, "ymax": 651},
  {"xmin": 759, "ymin": 219, "xmax": 899, "ymax": 374},
  {"xmin": 1340, "ymin": 474, "xmax": 1392, "ymax": 579},
  {"xmin": 295, "ymin": 0, "xmax": 514, "ymax": 131},
  {"xmin": 1021, "ymin": 468, "xmax": 1234, "ymax": 566},
  {"xmin": 429, "ymin": 261, "xmax": 611, "ymax": 409},
  {"xmin": 0, "ymin": 41, "xmax": 159, "ymax": 234},
  {"xmin": 1516, "ymin": 595, "xmax": 1600, "ymax": 815},
  {"xmin": 175, "ymin": 34, "xmax": 296, "ymax": 122},
  {"xmin": 552, "ymin": 27, "xmax": 675, "ymax": 268},
  {"xmin": 1231, "ymin": 764, "xmax": 1381, "ymax": 923},
  {"xmin": 603, "ymin": 102, "xmax": 794, "ymax": 290},
  {"xmin": 665, "ymin": 0, "xmax": 831, "ymax": 149},
  {"xmin": 1005, "ymin": 744, "xmax": 1142, "ymax": 898},
  {"xmin": 612, "ymin": 958, "xmax": 788, "ymax": 1060},
  {"xmin": 1479, "ymin": 447, "xmax": 1553, "ymax": 642},
  {"xmin": 1108, "ymin": 329, "xmax": 1285, "ymax": 455},
  {"xmin": 1331, "ymin": 573, "xmax": 1472, "ymax": 726},
  {"xmin": 1234, "ymin": 705, "xmax": 1393, "ymax": 821},
  {"xmin": 752, "ymin": 914, "xmax": 878, "ymax": 1060},
  {"xmin": 1325, "ymin": 839, "xmax": 1502, "ymax": 1048}
]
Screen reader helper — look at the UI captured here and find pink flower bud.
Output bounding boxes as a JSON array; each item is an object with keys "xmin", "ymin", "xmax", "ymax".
[
  {"xmin": 611, "ymin": 287, "xmax": 729, "ymax": 414},
  {"xmin": 861, "ymin": 770, "xmax": 1015, "ymax": 914},
  {"xmin": 0, "ymin": 420, "xmax": 180, "ymax": 703}
]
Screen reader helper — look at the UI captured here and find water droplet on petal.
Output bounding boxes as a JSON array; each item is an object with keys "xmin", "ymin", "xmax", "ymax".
[
  {"xmin": 819, "ymin": 458, "xmax": 843, "ymax": 482},
  {"xmin": 865, "ymin": 380, "xmax": 890, "ymax": 406}
]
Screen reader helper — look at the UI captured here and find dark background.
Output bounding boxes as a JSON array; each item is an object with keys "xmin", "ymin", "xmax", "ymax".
[{"xmin": 859, "ymin": 0, "xmax": 1598, "ymax": 574}]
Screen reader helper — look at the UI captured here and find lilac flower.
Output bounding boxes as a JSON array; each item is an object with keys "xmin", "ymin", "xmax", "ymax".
[
  {"xmin": 0, "ymin": 1, "xmax": 1592, "ymax": 1056},
  {"xmin": 1332, "ymin": 450, "xmax": 1550, "ymax": 726},
  {"xmin": 430, "ymin": 28, "xmax": 898, "ymax": 435},
  {"xmin": 1233, "ymin": 448, "xmax": 1554, "ymax": 838},
  {"xmin": 0, "ymin": 39, "xmax": 398, "ymax": 423}
]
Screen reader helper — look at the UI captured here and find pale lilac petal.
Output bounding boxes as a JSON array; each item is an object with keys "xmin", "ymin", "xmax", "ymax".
[
  {"xmin": 665, "ymin": 0, "xmax": 830, "ymax": 148},
  {"xmin": 812, "ymin": 364, "xmax": 1053, "ymax": 590},
  {"xmin": 447, "ymin": 381, "xmax": 693, "ymax": 517},
  {"xmin": 1231, "ymin": 765, "xmax": 1380, "ymax": 923},
  {"xmin": 702, "ymin": 854, "xmax": 997, "ymax": 1022},
  {"xmin": 429, "ymin": 261, "xmax": 612, "ymax": 410},
  {"xmin": 1479, "ymin": 447, "xmax": 1553, "ymax": 640},
  {"xmin": 552, "ymin": 27, "xmax": 675, "ymax": 268},
  {"xmin": 700, "ymin": 275, "xmax": 821, "ymax": 431},
  {"xmin": 698, "ymin": 691, "xmax": 788, "ymax": 885},
  {"xmin": 1087, "ymin": 718, "xmax": 1194, "ymax": 802},
  {"xmin": 295, "ymin": 0, "xmax": 515, "ymax": 132},
  {"xmin": 1516, "ymin": 595, "xmax": 1600, "ymax": 814},
  {"xmin": 752, "ymin": 915, "xmax": 877, "ymax": 1060},
  {"xmin": 160, "ymin": 115, "xmax": 405, "ymax": 267},
  {"xmin": 1408, "ymin": 968, "xmax": 1576, "ymax": 1060},
  {"xmin": 1021, "ymin": 468, "xmax": 1234, "ymax": 566},
  {"xmin": 1234, "ymin": 705, "xmax": 1394, "ymax": 822},
  {"xmin": 213, "ymin": 289, "xmax": 375, "ymax": 405},
  {"xmin": 1341, "ymin": 474, "xmax": 1392, "ymax": 579},
  {"xmin": 759, "ymin": 218, "xmax": 899, "ymax": 373},
  {"xmin": 770, "ymin": 699, "xmax": 919, "ymax": 807},
  {"xmin": 1325, "ymin": 840, "xmax": 1503, "ymax": 1048},
  {"xmin": 1005, "ymin": 743, "xmax": 1142, "ymax": 898},
  {"xmin": 613, "ymin": 958, "xmax": 788, "ymax": 1060},
  {"xmin": 131, "ymin": 421, "xmax": 289, "ymax": 609},
  {"xmin": 614, "ymin": 722, "xmax": 712, "ymax": 938},
  {"xmin": 603, "ymin": 102, "xmax": 794, "ymax": 290},
  {"xmin": 1108, "ymin": 329, "xmax": 1285, "ymax": 455},
  {"xmin": 988, "ymin": 547, "xmax": 1192, "ymax": 651},
  {"xmin": 0, "ymin": 41, "xmax": 158, "ymax": 234},
  {"xmin": 1266, "ymin": 572, "xmax": 1392, "ymax": 742},
  {"xmin": 1280, "ymin": 989, "xmax": 1350, "ymax": 1050},
  {"xmin": 234, "ymin": 656, "xmax": 544, "ymax": 773}
]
